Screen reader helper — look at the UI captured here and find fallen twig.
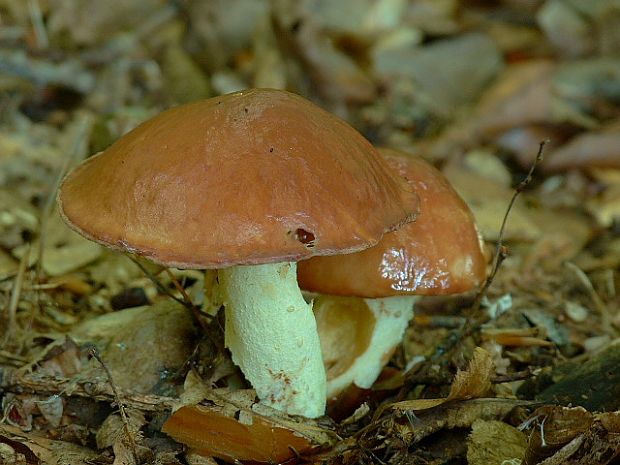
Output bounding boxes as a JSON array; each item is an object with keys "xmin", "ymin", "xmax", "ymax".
[
  {"xmin": 127, "ymin": 256, "xmax": 187, "ymax": 307},
  {"xmin": 473, "ymin": 140, "xmax": 547, "ymax": 311},
  {"xmin": 0, "ymin": 367, "xmax": 175, "ymax": 411},
  {"xmin": 89, "ymin": 347, "xmax": 140, "ymax": 464},
  {"xmin": 398, "ymin": 142, "xmax": 547, "ymax": 400}
]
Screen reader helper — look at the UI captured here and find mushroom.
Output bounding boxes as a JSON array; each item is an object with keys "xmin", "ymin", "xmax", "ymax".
[
  {"xmin": 57, "ymin": 89, "xmax": 419, "ymax": 418},
  {"xmin": 297, "ymin": 148, "xmax": 487, "ymax": 400}
]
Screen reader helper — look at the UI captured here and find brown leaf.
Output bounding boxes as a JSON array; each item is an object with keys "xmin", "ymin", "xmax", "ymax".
[
  {"xmin": 522, "ymin": 408, "xmax": 620, "ymax": 465},
  {"xmin": 443, "ymin": 160, "xmax": 541, "ymax": 242},
  {"xmin": 96, "ymin": 411, "xmax": 148, "ymax": 465},
  {"xmin": 164, "ymin": 371, "xmax": 334, "ymax": 463},
  {"xmin": 415, "ymin": 60, "xmax": 556, "ymax": 161},
  {"xmin": 467, "ymin": 419, "xmax": 528, "ymax": 465},
  {"xmin": 0, "ymin": 424, "xmax": 97, "ymax": 465},
  {"xmin": 392, "ymin": 347, "xmax": 494, "ymax": 412},
  {"xmin": 544, "ymin": 122, "xmax": 620, "ymax": 172},
  {"xmin": 408, "ymin": 399, "xmax": 534, "ymax": 444},
  {"xmin": 163, "ymin": 404, "xmax": 318, "ymax": 464},
  {"xmin": 447, "ymin": 347, "xmax": 494, "ymax": 401},
  {"xmin": 585, "ymin": 168, "xmax": 620, "ymax": 227},
  {"xmin": 72, "ymin": 300, "xmax": 197, "ymax": 394},
  {"xmin": 96, "ymin": 410, "xmax": 146, "ymax": 450},
  {"xmin": 523, "ymin": 405, "xmax": 593, "ymax": 464}
]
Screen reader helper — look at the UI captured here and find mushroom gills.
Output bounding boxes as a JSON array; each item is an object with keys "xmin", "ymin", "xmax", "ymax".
[{"xmin": 219, "ymin": 262, "xmax": 327, "ymax": 418}]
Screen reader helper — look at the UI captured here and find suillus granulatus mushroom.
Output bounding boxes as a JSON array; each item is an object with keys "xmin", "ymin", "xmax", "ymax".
[
  {"xmin": 57, "ymin": 89, "xmax": 419, "ymax": 418},
  {"xmin": 298, "ymin": 148, "xmax": 487, "ymax": 401}
]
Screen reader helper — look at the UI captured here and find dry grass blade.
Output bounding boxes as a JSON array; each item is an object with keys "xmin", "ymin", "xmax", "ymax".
[
  {"xmin": 565, "ymin": 261, "xmax": 616, "ymax": 337},
  {"xmin": 27, "ymin": 0, "xmax": 48, "ymax": 49},
  {"xmin": 2, "ymin": 244, "xmax": 29, "ymax": 348},
  {"xmin": 36, "ymin": 116, "xmax": 92, "ymax": 285}
]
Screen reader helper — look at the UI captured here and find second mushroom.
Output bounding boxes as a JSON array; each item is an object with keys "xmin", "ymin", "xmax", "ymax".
[{"xmin": 298, "ymin": 148, "xmax": 488, "ymax": 401}]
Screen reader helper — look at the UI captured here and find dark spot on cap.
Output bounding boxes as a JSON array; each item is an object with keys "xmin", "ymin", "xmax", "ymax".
[{"xmin": 293, "ymin": 228, "xmax": 315, "ymax": 248}]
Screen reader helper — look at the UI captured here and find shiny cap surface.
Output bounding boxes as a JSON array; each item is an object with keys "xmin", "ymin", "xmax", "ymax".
[{"xmin": 297, "ymin": 148, "xmax": 487, "ymax": 297}]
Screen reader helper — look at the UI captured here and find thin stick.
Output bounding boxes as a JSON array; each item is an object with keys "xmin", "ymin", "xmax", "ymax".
[
  {"xmin": 396, "ymin": 143, "xmax": 548, "ymax": 401},
  {"xmin": 27, "ymin": 0, "xmax": 49, "ymax": 49},
  {"xmin": 1, "ymin": 368, "xmax": 175, "ymax": 411},
  {"xmin": 89, "ymin": 347, "xmax": 139, "ymax": 464},
  {"xmin": 2, "ymin": 245, "xmax": 30, "ymax": 348},
  {"xmin": 164, "ymin": 268, "xmax": 194, "ymax": 307},
  {"xmin": 473, "ymin": 141, "xmax": 547, "ymax": 311},
  {"xmin": 126, "ymin": 256, "xmax": 186, "ymax": 307},
  {"xmin": 127, "ymin": 257, "xmax": 210, "ymax": 334}
]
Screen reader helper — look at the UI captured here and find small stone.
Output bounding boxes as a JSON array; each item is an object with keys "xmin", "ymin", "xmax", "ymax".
[{"xmin": 564, "ymin": 301, "xmax": 588, "ymax": 322}]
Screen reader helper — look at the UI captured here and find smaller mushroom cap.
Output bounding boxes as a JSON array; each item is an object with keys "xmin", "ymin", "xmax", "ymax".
[
  {"xmin": 297, "ymin": 148, "xmax": 487, "ymax": 298},
  {"xmin": 58, "ymin": 90, "xmax": 419, "ymax": 269}
]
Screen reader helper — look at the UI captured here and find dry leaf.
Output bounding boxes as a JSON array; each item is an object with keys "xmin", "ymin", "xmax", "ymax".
[
  {"xmin": 392, "ymin": 347, "xmax": 494, "ymax": 411},
  {"xmin": 163, "ymin": 404, "xmax": 317, "ymax": 464},
  {"xmin": 72, "ymin": 300, "xmax": 196, "ymax": 393},
  {"xmin": 467, "ymin": 419, "xmax": 527, "ymax": 465},
  {"xmin": 405, "ymin": 398, "xmax": 534, "ymax": 445},
  {"xmin": 40, "ymin": 212, "xmax": 103, "ymax": 276},
  {"xmin": 0, "ymin": 424, "xmax": 97, "ymax": 465},
  {"xmin": 442, "ymin": 160, "xmax": 541, "ymax": 242},
  {"xmin": 585, "ymin": 168, "xmax": 620, "ymax": 227},
  {"xmin": 545, "ymin": 122, "xmax": 620, "ymax": 172},
  {"xmin": 273, "ymin": 1, "xmax": 375, "ymax": 103},
  {"xmin": 415, "ymin": 60, "xmax": 556, "ymax": 161},
  {"xmin": 96, "ymin": 410, "xmax": 146, "ymax": 450},
  {"xmin": 522, "ymin": 405, "xmax": 593, "ymax": 464},
  {"xmin": 448, "ymin": 347, "xmax": 494, "ymax": 400},
  {"xmin": 531, "ymin": 410, "xmax": 620, "ymax": 464},
  {"xmin": 537, "ymin": 0, "xmax": 593, "ymax": 57},
  {"xmin": 186, "ymin": 452, "xmax": 219, "ymax": 465},
  {"xmin": 96, "ymin": 411, "xmax": 148, "ymax": 465},
  {"xmin": 164, "ymin": 371, "xmax": 334, "ymax": 463},
  {"xmin": 47, "ymin": 0, "xmax": 168, "ymax": 45},
  {"xmin": 523, "ymin": 207, "xmax": 592, "ymax": 271},
  {"xmin": 372, "ymin": 33, "xmax": 503, "ymax": 116}
]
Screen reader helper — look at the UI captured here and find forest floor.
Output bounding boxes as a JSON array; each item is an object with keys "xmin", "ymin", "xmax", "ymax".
[{"xmin": 1, "ymin": 1, "xmax": 620, "ymax": 464}]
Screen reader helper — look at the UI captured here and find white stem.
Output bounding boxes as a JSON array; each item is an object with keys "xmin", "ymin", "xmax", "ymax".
[
  {"xmin": 219, "ymin": 262, "xmax": 326, "ymax": 418},
  {"xmin": 325, "ymin": 296, "xmax": 416, "ymax": 399}
]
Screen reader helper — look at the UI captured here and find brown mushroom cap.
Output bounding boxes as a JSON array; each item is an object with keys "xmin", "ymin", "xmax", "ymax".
[
  {"xmin": 297, "ymin": 148, "xmax": 487, "ymax": 298},
  {"xmin": 58, "ymin": 90, "xmax": 418, "ymax": 268}
]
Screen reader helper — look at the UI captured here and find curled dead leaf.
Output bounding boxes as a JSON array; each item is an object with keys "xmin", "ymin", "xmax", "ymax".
[
  {"xmin": 163, "ymin": 371, "xmax": 334, "ymax": 463},
  {"xmin": 391, "ymin": 347, "xmax": 495, "ymax": 412}
]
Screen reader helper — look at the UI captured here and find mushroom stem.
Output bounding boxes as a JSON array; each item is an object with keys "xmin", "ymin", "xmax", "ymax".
[
  {"xmin": 219, "ymin": 262, "xmax": 326, "ymax": 418},
  {"xmin": 315, "ymin": 295, "xmax": 416, "ymax": 399}
]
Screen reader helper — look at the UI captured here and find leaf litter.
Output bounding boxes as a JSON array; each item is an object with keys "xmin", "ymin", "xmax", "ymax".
[{"xmin": 1, "ymin": 0, "xmax": 620, "ymax": 463}]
